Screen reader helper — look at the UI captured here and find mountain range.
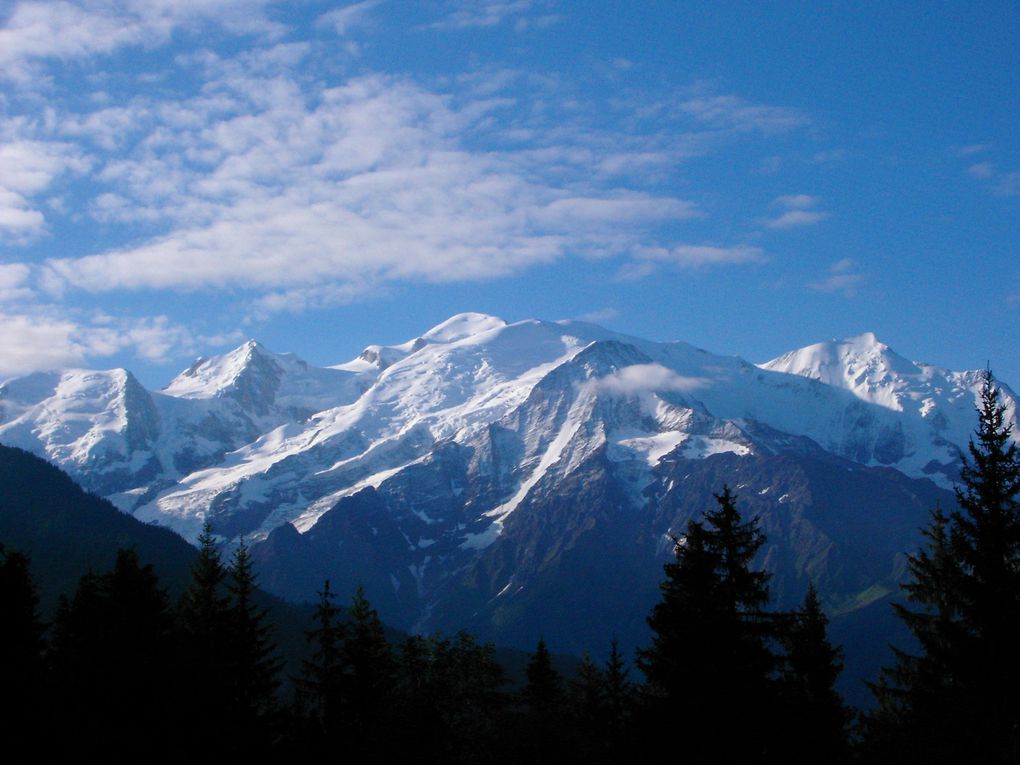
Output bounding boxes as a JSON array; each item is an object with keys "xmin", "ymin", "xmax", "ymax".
[{"xmin": 1, "ymin": 313, "xmax": 1015, "ymax": 689}]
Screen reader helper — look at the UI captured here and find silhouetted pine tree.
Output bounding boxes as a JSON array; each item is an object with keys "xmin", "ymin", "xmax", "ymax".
[
  {"xmin": 568, "ymin": 652, "xmax": 607, "ymax": 762},
  {"xmin": 950, "ymin": 371, "xmax": 1020, "ymax": 759},
  {"xmin": 569, "ymin": 652, "xmax": 605, "ymax": 727},
  {"xmin": 396, "ymin": 631, "xmax": 507, "ymax": 764},
  {"xmin": 0, "ymin": 546, "xmax": 45, "ymax": 744},
  {"xmin": 50, "ymin": 550, "xmax": 178, "ymax": 759},
  {"xmin": 297, "ymin": 579, "xmax": 346, "ymax": 747},
  {"xmin": 177, "ymin": 522, "xmax": 232, "ymax": 748},
  {"xmin": 523, "ymin": 637, "xmax": 564, "ymax": 714},
  {"xmin": 437, "ymin": 631, "xmax": 506, "ymax": 763},
  {"xmin": 637, "ymin": 487, "xmax": 778, "ymax": 761},
  {"xmin": 865, "ymin": 505, "xmax": 966, "ymax": 762},
  {"xmin": 342, "ymin": 585, "xmax": 396, "ymax": 757},
  {"xmin": 396, "ymin": 634, "xmax": 441, "ymax": 761},
  {"xmin": 513, "ymin": 638, "xmax": 568, "ymax": 763},
  {"xmin": 778, "ymin": 584, "xmax": 850, "ymax": 763},
  {"xmin": 225, "ymin": 538, "xmax": 282, "ymax": 751},
  {"xmin": 868, "ymin": 371, "xmax": 1020, "ymax": 763},
  {"xmin": 602, "ymin": 639, "xmax": 635, "ymax": 760}
]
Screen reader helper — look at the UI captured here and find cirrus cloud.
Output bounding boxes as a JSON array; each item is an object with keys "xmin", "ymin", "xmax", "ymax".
[
  {"xmin": 808, "ymin": 258, "xmax": 863, "ymax": 297},
  {"xmin": 764, "ymin": 193, "xmax": 830, "ymax": 229},
  {"xmin": 0, "ymin": 0, "xmax": 284, "ymax": 83},
  {"xmin": 41, "ymin": 71, "xmax": 703, "ymax": 306},
  {"xmin": 0, "ymin": 1, "xmax": 821, "ymax": 375}
]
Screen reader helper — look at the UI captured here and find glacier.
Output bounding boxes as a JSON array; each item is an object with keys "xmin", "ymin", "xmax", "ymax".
[{"xmin": 0, "ymin": 314, "xmax": 1014, "ymax": 548}]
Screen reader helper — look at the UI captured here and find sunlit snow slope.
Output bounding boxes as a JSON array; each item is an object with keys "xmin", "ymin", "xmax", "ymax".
[{"xmin": 0, "ymin": 314, "xmax": 1014, "ymax": 548}]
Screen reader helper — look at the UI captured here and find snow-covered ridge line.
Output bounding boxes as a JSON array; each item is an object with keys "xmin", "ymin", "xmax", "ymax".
[{"xmin": 0, "ymin": 314, "xmax": 1015, "ymax": 547}]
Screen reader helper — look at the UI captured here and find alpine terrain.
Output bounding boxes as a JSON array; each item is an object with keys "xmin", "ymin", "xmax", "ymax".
[{"xmin": 1, "ymin": 313, "xmax": 1014, "ymax": 667}]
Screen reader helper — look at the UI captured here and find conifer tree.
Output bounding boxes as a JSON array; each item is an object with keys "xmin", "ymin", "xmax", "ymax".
[
  {"xmin": 179, "ymin": 522, "xmax": 230, "ymax": 642},
  {"xmin": 297, "ymin": 579, "xmax": 346, "ymax": 743},
  {"xmin": 442, "ymin": 631, "xmax": 506, "ymax": 761},
  {"xmin": 637, "ymin": 487, "xmax": 777, "ymax": 761},
  {"xmin": 523, "ymin": 637, "xmax": 564, "ymax": 715},
  {"xmin": 0, "ymin": 546, "xmax": 45, "ymax": 743},
  {"xmin": 869, "ymin": 371, "xmax": 1020, "ymax": 763},
  {"xmin": 50, "ymin": 550, "xmax": 177, "ymax": 759},
  {"xmin": 569, "ymin": 652, "xmax": 606, "ymax": 728},
  {"xmin": 225, "ymin": 538, "xmax": 282, "ymax": 748},
  {"xmin": 602, "ymin": 639, "xmax": 634, "ymax": 759},
  {"xmin": 778, "ymin": 584, "xmax": 850, "ymax": 763},
  {"xmin": 395, "ymin": 634, "xmax": 441, "ymax": 760},
  {"xmin": 342, "ymin": 585, "xmax": 396, "ymax": 756},
  {"xmin": 951, "ymin": 371, "xmax": 1020, "ymax": 752},
  {"xmin": 177, "ymin": 522, "xmax": 232, "ymax": 746},
  {"xmin": 866, "ymin": 505, "xmax": 967, "ymax": 762},
  {"xmin": 568, "ymin": 652, "xmax": 607, "ymax": 762},
  {"xmin": 394, "ymin": 630, "xmax": 506, "ymax": 763},
  {"xmin": 511, "ymin": 638, "xmax": 569, "ymax": 763}
]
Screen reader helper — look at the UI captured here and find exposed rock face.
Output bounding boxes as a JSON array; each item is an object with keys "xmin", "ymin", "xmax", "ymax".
[{"xmin": 0, "ymin": 315, "xmax": 1014, "ymax": 659}]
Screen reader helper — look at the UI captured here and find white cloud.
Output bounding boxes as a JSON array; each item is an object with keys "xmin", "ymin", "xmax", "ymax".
[
  {"xmin": 614, "ymin": 261, "xmax": 657, "ymax": 282},
  {"xmin": 60, "ymin": 104, "xmax": 151, "ymax": 151},
  {"xmin": 766, "ymin": 210, "xmax": 829, "ymax": 229},
  {"xmin": 679, "ymin": 94, "xmax": 808, "ymax": 135},
  {"xmin": 43, "ymin": 73, "xmax": 700, "ymax": 303},
  {"xmin": 0, "ymin": 137, "xmax": 90, "ymax": 240},
  {"xmin": 0, "ymin": 189, "xmax": 45, "ymax": 238},
  {"xmin": 808, "ymin": 259, "xmax": 863, "ymax": 297},
  {"xmin": 532, "ymin": 195, "xmax": 699, "ymax": 228},
  {"xmin": 811, "ymin": 149, "xmax": 845, "ymax": 164},
  {"xmin": 958, "ymin": 150, "xmax": 1020, "ymax": 197},
  {"xmin": 0, "ymin": 263, "xmax": 34, "ymax": 301},
  {"xmin": 773, "ymin": 194, "xmax": 818, "ymax": 210},
  {"xmin": 764, "ymin": 194, "xmax": 829, "ymax": 229},
  {"xmin": 997, "ymin": 171, "xmax": 1020, "ymax": 197},
  {"xmin": 0, "ymin": 311, "xmax": 87, "ymax": 374},
  {"xmin": 0, "ymin": 11, "xmax": 818, "ymax": 368},
  {"xmin": 0, "ymin": 309, "xmax": 196, "ymax": 375},
  {"xmin": 0, "ymin": 0, "xmax": 282, "ymax": 80},
  {"xmin": 576, "ymin": 307, "xmax": 619, "ymax": 323},
  {"xmin": 957, "ymin": 143, "xmax": 992, "ymax": 156},
  {"xmin": 637, "ymin": 244, "xmax": 766, "ymax": 268},
  {"xmin": 597, "ymin": 363, "xmax": 708, "ymax": 396},
  {"xmin": 968, "ymin": 162, "xmax": 995, "ymax": 179},
  {"xmin": 427, "ymin": 1, "xmax": 546, "ymax": 31},
  {"xmin": 317, "ymin": 0, "xmax": 383, "ymax": 36}
]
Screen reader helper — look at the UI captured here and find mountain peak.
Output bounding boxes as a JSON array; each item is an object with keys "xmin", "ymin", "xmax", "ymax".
[
  {"xmin": 163, "ymin": 338, "xmax": 282, "ymax": 399},
  {"xmin": 845, "ymin": 331, "xmax": 881, "ymax": 347},
  {"xmin": 422, "ymin": 313, "xmax": 507, "ymax": 344},
  {"xmin": 759, "ymin": 332, "xmax": 925, "ymax": 411}
]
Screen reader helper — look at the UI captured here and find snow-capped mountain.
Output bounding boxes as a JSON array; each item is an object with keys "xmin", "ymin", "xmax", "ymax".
[
  {"xmin": 761, "ymin": 332, "xmax": 1000, "ymax": 477},
  {"xmin": 0, "ymin": 339, "xmax": 372, "ymax": 503},
  {"xmin": 0, "ymin": 314, "xmax": 1014, "ymax": 655}
]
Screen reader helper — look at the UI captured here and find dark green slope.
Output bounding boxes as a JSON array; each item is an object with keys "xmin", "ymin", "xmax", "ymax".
[
  {"xmin": 0, "ymin": 444, "xmax": 551, "ymax": 691},
  {"xmin": 0, "ymin": 444, "xmax": 198, "ymax": 610}
]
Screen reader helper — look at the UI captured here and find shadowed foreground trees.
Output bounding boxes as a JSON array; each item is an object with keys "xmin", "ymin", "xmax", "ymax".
[
  {"xmin": 0, "ymin": 503, "xmax": 853, "ymax": 763},
  {"xmin": 0, "ymin": 544, "xmax": 45, "ymax": 747},
  {"xmin": 49, "ymin": 549, "xmax": 179, "ymax": 759},
  {"xmin": 638, "ymin": 486, "xmax": 775, "ymax": 762},
  {"xmin": 177, "ymin": 522, "xmax": 232, "ymax": 749},
  {"xmin": 866, "ymin": 371, "xmax": 1020, "ymax": 764},
  {"xmin": 637, "ymin": 486, "xmax": 848, "ymax": 762}
]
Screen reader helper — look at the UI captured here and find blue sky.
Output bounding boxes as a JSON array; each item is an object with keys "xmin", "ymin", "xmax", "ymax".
[{"xmin": 0, "ymin": 0, "xmax": 1018, "ymax": 389}]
